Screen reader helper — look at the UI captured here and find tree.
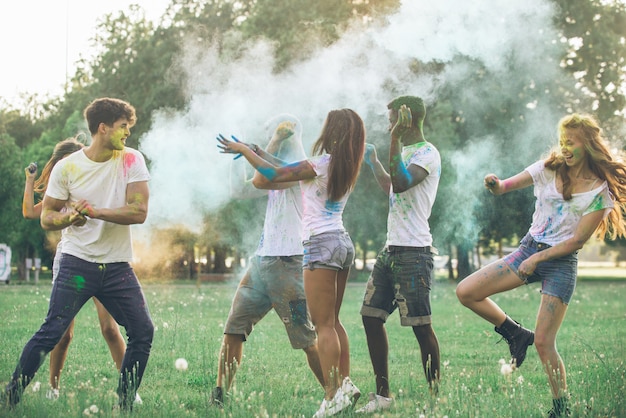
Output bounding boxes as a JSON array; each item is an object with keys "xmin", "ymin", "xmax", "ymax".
[
  {"xmin": 0, "ymin": 134, "xmax": 24, "ymax": 275},
  {"xmin": 0, "ymin": 106, "xmax": 44, "ymax": 149},
  {"xmin": 552, "ymin": 0, "xmax": 626, "ymax": 137}
]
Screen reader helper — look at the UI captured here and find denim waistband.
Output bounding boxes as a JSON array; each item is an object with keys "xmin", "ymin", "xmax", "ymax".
[{"xmin": 525, "ymin": 235, "xmax": 551, "ymax": 251}]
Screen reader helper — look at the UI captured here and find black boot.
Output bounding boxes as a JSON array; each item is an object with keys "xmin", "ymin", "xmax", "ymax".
[
  {"xmin": 547, "ymin": 397, "xmax": 570, "ymax": 417},
  {"xmin": 3, "ymin": 379, "xmax": 23, "ymax": 409},
  {"xmin": 210, "ymin": 386, "xmax": 224, "ymax": 408},
  {"xmin": 494, "ymin": 316, "xmax": 534, "ymax": 368}
]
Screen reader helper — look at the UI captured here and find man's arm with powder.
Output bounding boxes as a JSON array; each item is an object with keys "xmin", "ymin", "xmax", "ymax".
[
  {"xmin": 41, "ymin": 195, "xmax": 86, "ymax": 231},
  {"xmin": 73, "ymin": 181, "xmax": 149, "ymax": 225}
]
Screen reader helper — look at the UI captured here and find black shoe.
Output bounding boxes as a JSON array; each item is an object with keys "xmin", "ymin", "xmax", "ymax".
[
  {"xmin": 547, "ymin": 397, "xmax": 570, "ymax": 417},
  {"xmin": 210, "ymin": 387, "xmax": 223, "ymax": 408},
  {"xmin": 3, "ymin": 380, "xmax": 22, "ymax": 409},
  {"xmin": 547, "ymin": 407, "xmax": 571, "ymax": 418},
  {"xmin": 495, "ymin": 317, "xmax": 535, "ymax": 368}
]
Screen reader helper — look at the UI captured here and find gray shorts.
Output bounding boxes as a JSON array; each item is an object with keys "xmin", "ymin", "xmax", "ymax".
[
  {"xmin": 224, "ymin": 255, "xmax": 316, "ymax": 349},
  {"xmin": 360, "ymin": 246, "xmax": 434, "ymax": 327},
  {"xmin": 503, "ymin": 233, "xmax": 578, "ymax": 304},
  {"xmin": 302, "ymin": 230, "xmax": 355, "ymax": 271}
]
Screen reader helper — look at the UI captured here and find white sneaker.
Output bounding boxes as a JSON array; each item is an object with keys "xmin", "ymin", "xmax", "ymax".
[
  {"xmin": 46, "ymin": 388, "xmax": 60, "ymax": 400},
  {"xmin": 312, "ymin": 388, "xmax": 352, "ymax": 417},
  {"xmin": 134, "ymin": 393, "xmax": 143, "ymax": 405},
  {"xmin": 355, "ymin": 392, "xmax": 393, "ymax": 414},
  {"xmin": 341, "ymin": 376, "xmax": 361, "ymax": 406}
]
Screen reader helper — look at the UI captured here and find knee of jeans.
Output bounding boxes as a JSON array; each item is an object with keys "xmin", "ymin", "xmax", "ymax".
[{"xmin": 130, "ymin": 319, "xmax": 155, "ymax": 344}]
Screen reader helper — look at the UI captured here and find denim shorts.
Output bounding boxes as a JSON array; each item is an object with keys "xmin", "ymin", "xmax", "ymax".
[
  {"xmin": 302, "ymin": 230, "xmax": 355, "ymax": 271},
  {"xmin": 503, "ymin": 233, "xmax": 578, "ymax": 304},
  {"xmin": 360, "ymin": 246, "xmax": 435, "ymax": 326},
  {"xmin": 224, "ymin": 255, "xmax": 316, "ymax": 349}
]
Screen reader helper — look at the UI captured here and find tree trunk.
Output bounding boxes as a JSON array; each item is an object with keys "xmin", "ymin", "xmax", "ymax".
[
  {"xmin": 212, "ymin": 245, "xmax": 227, "ymax": 273},
  {"xmin": 447, "ymin": 243, "xmax": 455, "ymax": 281},
  {"xmin": 456, "ymin": 243, "xmax": 473, "ymax": 281}
]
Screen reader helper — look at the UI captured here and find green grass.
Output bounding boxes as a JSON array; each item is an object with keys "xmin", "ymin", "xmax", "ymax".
[{"xmin": 0, "ymin": 278, "xmax": 624, "ymax": 417}]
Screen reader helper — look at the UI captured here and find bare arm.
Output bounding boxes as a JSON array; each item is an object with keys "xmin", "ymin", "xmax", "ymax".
[
  {"xmin": 252, "ymin": 172, "xmax": 300, "ymax": 190},
  {"xmin": 22, "ymin": 166, "xmax": 41, "ymax": 219},
  {"xmin": 484, "ymin": 170, "xmax": 534, "ymax": 195},
  {"xmin": 251, "ymin": 126, "xmax": 302, "ymax": 190},
  {"xmin": 218, "ymin": 135, "xmax": 316, "ymax": 184},
  {"xmin": 41, "ymin": 196, "xmax": 86, "ymax": 231},
  {"xmin": 364, "ymin": 143, "xmax": 391, "ymax": 194},
  {"xmin": 72, "ymin": 181, "xmax": 149, "ymax": 225},
  {"xmin": 390, "ymin": 158, "xmax": 428, "ymax": 193}
]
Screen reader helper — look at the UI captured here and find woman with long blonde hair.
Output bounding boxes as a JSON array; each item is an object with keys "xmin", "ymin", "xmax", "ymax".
[{"xmin": 456, "ymin": 113, "xmax": 626, "ymax": 417}]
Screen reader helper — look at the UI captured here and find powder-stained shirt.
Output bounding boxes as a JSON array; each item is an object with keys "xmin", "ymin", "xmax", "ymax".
[
  {"xmin": 300, "ymin": 154, "xmax": 351, "ymax": 240},
  {"xmin": 526, "ymin": 160, "xmax": 614, "ymax": 246},
  {"xmin": 256, "ymin": 186, "xmax": 304, "ymax": 256},
  {"xmin": 387, "ymin": 141, "xmax": 441, "ymax": 247},
  {"xmin": 46, "ymin": 148, "xmax": 150, "ymax": 263}
]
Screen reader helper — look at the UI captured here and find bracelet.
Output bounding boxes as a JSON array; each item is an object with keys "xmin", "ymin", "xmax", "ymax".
[{"xmin": 251, "ymin": 144, "xmax": 259, "ymax": 154}]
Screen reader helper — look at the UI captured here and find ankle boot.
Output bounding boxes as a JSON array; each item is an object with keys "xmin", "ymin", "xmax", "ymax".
[
  {"xmin": 3, "ymin": 379, "xmax": 23, "ymax": 408},
  {"xmin": 547, "ymin": 397, "xmax": 570, "ymax": 417},
  {"xmin": 210, "ymin": 386, "xmax": 224, "ymax": 408},
  {"xmin": 494, "ymin": 316, "xmax": 534, "ymax": 368}
]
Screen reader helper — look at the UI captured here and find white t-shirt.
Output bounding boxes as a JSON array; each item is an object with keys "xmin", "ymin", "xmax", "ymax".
[
  {"xmin": 526, "ymin": 160, "xmax": 614, "ymax": 246},
  {"xmin": 46, "ymin": 148, "xmax": 151, "ymax": 263},
  {"xmin": 386, "ymin": 142, "xmax": 441, "ymax": 247},
  {"xmin": 300, "ymin": 154, "xmax": 350, "ymax": 240},
  {"xmin": 256, "ymin": 186, "xmax": 304, "ymax": 256}
]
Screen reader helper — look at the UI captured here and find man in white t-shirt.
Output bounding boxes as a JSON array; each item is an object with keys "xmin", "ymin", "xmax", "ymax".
[
  {"xmin": 4, "ymin": 98, "xmax": 154, "ymax": 411},
  {"xmin": 210, "ymin": 115, "xmax": 323, "ymax": 407},
  {"xmin": 358, "ymin": 96, "xmax": 442, "ymax": 414}
]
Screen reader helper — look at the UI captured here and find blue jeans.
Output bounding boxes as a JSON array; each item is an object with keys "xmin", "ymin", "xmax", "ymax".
[
  {"xmin": 503, "ymin": 233, "xmax": 578, "ymax": 304},
  {"xmin": 7, "ymin": 254, "xmax": 154, "ymax": 407}
]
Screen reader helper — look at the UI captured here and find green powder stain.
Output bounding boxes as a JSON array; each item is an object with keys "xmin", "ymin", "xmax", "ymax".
[
  {"xmin": 74, "ymin": 275, "xmax": 85, "ymax": 291},
  {"xmin": 585, "ymin": 193, "xmax": 605, "ymax": 213}
]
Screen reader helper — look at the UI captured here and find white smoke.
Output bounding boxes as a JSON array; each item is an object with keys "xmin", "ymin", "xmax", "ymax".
[{"xmin": 139, "ymin": 0, "xmax": 561, "ymax": 231}]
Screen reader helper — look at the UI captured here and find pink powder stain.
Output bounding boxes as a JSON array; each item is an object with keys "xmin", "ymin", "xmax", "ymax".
[{"xmin": 123, "ymin": 152, "xmax": 138, "ymax": 176}]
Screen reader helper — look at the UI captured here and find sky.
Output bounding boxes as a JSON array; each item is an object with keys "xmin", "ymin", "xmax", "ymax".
[{"xmin": 0, "ymin": 0, "xmax": 170, "ymax": 106}]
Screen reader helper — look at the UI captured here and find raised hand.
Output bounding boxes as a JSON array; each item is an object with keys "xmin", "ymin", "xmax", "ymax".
[
  {"xmin": 364, "ymin": 143, "xmax": 378, "ymax": 168},
  {"xmin": 391, "ymin": 104, "xmax": 412, "ymax": 141},
  {"xmin": 24, "ymin": 162, "xmax": 37, "ymax": 180},
  {"xmin": 274, "ymin": 121, "xmax": 296, "ymax": 142},
  {"xmin": 484, "ymin": 173, "xmax": 500, "ymax": 193},
  {"xmin": 217, "ymin": 134, "xmax": 248, "ymax": 159}
]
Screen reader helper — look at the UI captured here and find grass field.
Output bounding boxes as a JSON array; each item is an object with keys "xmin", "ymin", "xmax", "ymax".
[{"xmin": 0, "ymin": 277, "xmax": 624, "ymax": 417}]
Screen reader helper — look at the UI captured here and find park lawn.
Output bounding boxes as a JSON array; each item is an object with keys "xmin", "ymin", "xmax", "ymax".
[{"xmin": 0, "ymin": 278, "xmax": 624, "ymax": 417}]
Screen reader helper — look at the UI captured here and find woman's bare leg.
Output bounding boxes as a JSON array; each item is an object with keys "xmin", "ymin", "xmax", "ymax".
[
  {"xmin": 49, "ymin": 320, "xmax": 75, "ymax": 389},
  {"xmin": 93, "ymin": 297, "xmax": 125, "ymax": 370}
]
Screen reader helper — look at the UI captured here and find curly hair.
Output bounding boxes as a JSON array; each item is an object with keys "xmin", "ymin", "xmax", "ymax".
[
  {"xmin": 83, "ymin": 97, "xmax": 136, "ymax": 134},
  {"xmin": 544, "ymin": 113, "xmax": 626, "ymax": 239}
]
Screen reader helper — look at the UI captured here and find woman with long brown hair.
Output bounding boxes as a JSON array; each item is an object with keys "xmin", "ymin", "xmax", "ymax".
[
  {"xmin": 456, "ymin": 113, "xmax": 626, "ymax": 417},
  {"xmin": 218, "ymin": 108, "xmax": 366, "ymax": 417}
]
